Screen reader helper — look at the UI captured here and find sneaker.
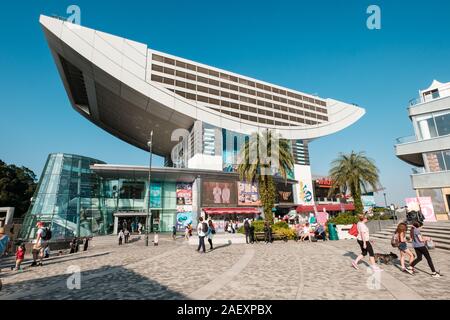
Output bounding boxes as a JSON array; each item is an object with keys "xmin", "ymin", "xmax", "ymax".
[
  {"xmin": 403, "ymin": 268, "xmax": 414, "ymax": 275},
  {"xmin": 351, "ymin": 261, "xmax": 359, "ymax": 270},
  {"xmin": 407, "ymin": 266, "xmax": 416, "ymax": 273},
  {"xmin": 30, "ymin": 262, "xmax": 37, "ymax": 267},
  {"xmin": 431, "ymin": 272, "xmax": 441, "ymax": 278}
]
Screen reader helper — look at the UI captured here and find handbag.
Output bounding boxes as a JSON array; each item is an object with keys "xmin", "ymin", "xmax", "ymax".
[{"xmin": 426, "ymin": 239, "xmax": 435, "ymax": 250}]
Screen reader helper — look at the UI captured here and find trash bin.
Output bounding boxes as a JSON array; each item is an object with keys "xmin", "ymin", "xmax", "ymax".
[{"xmin": 328, "ymin": 223, "xmax": 339, "ymax": 241}]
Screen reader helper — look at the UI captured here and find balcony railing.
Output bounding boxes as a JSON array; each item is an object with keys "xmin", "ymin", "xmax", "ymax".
[
  {"xmin": 408, "ymin": 97, "xmax": 422, "ymax": 106},
  {"xmin": 395, "ymin": 135, "xmax": 417, "ymax": 144},
  {"xmin": 411, "ymin": 167, "xmax": 426, "ymax": 174}
]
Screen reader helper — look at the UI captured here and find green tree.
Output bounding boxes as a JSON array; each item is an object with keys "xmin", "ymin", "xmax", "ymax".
[
  {"xmin": 238, "ymin": 130, "xmax": 294, "ymax": 223},
  {"xmin": 0, "ymin": 159, "xmax": 37, "ymax": 218},
  {"xmin": 328, "ymin": 151, "xmax": 380, "ymax": 214}
]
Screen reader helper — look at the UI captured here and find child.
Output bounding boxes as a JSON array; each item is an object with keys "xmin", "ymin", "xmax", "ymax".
[{"xmin": 15, "ymin": 244, "xmax": 26, "ymax": 271}]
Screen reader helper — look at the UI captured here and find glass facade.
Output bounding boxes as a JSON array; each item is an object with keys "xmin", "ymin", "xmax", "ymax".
[
  {"xmin": 20, "ymin": 154, "xmax": 179, "ymax": 240},
  {"xmin": 424, "ymin": 149, "xmax": 450, "ymax": 172},
  {"xmin": 414, "ymin": 110, "xmax": 450, "ymax": 140},
  {"xmin": 20, "ymin": 153, "xmax": 106, "ymax": 240}
]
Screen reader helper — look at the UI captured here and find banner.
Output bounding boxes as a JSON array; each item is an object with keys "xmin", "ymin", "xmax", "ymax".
[
  {"xmin": 150, "ymin": 183, "xmax": 161, "ymax": 208},
  {"xmin": 237, "ymin": 182, "xmax": 260, "ymax": 206},
  {"xmin": 405, "ymin": 197, "xmax": 437, "ymax": 222}
]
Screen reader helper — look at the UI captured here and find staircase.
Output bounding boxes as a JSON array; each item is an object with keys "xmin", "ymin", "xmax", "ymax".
[{"xmin": 371, "ymin": 220, "xmax": 450, "ymax": 251}]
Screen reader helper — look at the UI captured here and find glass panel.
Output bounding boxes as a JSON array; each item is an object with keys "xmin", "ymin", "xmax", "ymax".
[
  {"xmin": 417, "ymin": 117, "xmax": 437, "ymax": 140},
  {"xmin": 435, "ymin": 113, "xmax": 450, "ymax": 137},
  {"xmin": 443, "ymin": 150, "xmax": 450, "ymax": 170}
]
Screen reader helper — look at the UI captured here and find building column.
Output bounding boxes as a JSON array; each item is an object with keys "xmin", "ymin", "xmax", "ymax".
[{"xmin": 113, "ymin": 216, "xmax": 118, "ymax": 234}]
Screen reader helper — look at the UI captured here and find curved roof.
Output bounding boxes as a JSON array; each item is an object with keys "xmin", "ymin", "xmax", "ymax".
[{"xmin": 40, "ymin": 15, "xmax": 365, "ymax": 156}]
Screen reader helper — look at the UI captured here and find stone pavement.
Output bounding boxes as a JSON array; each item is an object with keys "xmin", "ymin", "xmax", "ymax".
[{"xmin": 0, "ymin": 234, "xmax": 449, "ymax": 300}]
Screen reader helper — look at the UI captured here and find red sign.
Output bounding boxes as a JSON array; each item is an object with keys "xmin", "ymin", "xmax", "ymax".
[{"xmin": 315, "ymin": 178, "xmax": 333, "ymax": 188}]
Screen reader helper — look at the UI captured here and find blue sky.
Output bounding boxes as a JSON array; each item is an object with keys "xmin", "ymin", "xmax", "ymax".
[{"xmin": 1, "ymin": 0, "xmax": 449, "ymax": 206}]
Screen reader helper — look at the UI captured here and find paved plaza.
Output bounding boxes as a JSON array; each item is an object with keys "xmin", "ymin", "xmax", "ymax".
[{"xmin": 0, "ymin": 234, "xmax": 449, "ymax": 300}]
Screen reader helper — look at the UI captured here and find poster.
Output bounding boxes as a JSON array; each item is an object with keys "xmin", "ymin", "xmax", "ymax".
[
  {"xmin": 276, "ymin": 183, "xmax": 294, "ymax": 203},
  {"xmin": 150, "ymin": 183, "xmax": 161, "ymax": 208},
  {"xmin": 405, "ymin": 197, "xmax": 437, "ymax": 222},
  {"xmin": 237, "ymin": 182, "xmax": 260, "ymax": 206},
  {"xmin": 176, "ymin": 183, "xmax": 192, "ymax": 205},
  {"xmin": 176, "ymin": 183, "xmax": 193, "ymax": 231},
  {"xmin": 176, "ymin": 205, "xmax": 193, "ymax": 231},
  {"xmin": 202, "ymin": 180, "xmax": 237, "ymax": 206}
]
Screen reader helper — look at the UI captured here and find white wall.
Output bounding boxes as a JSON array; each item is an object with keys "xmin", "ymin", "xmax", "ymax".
[{"xmin": 188, "ymin": 154, "xmax": 223, "ymax": 171}]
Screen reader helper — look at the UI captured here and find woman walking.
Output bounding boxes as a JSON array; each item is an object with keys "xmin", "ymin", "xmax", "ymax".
[
  {"xmin": 409, "ymin": 222, "xmax": 440, "ymax": 277},
  {"xmin": 351, "ymin": 215, "xmax": 382, "ymax": 272},
  {"xmin": 207, "ymin": 220, "xmax": 215, "ymax": 250},
  {"xmin": 118, "ymin": 229, "xmax": 124, "ymax": 246},
  {"xmin": 395, "ymin": 222, "xmax": 415, "ymax": 274}
]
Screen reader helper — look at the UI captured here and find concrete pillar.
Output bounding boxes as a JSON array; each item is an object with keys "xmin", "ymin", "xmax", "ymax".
[{"xmin": 113, "ymin": 216, "xmax": 118, "ymax": 234}]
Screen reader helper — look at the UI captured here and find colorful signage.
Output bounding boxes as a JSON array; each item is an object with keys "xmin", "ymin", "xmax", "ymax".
[
  {"xmin": 150, "ymin": 183, "xmax": 161, "ymax": 208},
  {"xmin": 315, "ymin": 178, "xmax": 333, "ymax": 188},
  {"xmin": 176, "ymin": 183, "xmax": 192, "ymax": 205},
  {"xmin": 237, "ymin": 182, "xmax": 260, "ymax": 206},
  {"xmin": 202, "ymin": 180, "xmax": 237, "ymax": 206},
  {"xmin": 405, "ymin": 197, "xmax": 437, "ymax": 222},
  {"xmin": 176, "ymin": 183, "xmax": 193, "ymax": 231}
]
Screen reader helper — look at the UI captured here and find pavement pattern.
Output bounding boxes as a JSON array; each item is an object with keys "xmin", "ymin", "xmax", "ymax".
[{"xmin": 0, "ymin": 234, "xmax": 449, "ymax": 300}]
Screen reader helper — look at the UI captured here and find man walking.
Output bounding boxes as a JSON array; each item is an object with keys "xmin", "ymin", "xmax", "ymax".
[
  {"xmin": 197, "ymin": 217, "xmax": 207, "ymax": 253},
  {"xmin": 244, "ymin": 218, "xmax": 250, "ymax": 244}
]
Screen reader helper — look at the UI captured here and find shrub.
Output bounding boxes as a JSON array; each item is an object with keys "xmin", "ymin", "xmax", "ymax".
[
  {"xmin": 273, "ymin": 228, "xmax": 297, "ymax": 240},
  {"xmin": 328, "ymin": 212, "xmax": 359, "ymax": 225}
]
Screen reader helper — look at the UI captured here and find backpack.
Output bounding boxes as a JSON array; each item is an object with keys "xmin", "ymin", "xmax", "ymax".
[
  {"xmin": 42, "ymin": 227, "xmax": 52, "ymax": 241},
  {"xmin": 202, "ymin": 222, "xmax": 208, "ymax": 233},
  {"xmin": 391, "ymin": 233, "xmax": 399, "ymax": 248},
  {"xmin": 348, "ymin": 223, "xmax": 358, "ymax": 237}
]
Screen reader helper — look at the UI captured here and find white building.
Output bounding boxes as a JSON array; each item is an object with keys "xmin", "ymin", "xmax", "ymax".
[{"xmin": 395, "ymin": 80, "xmax": 450, "ymax": 219}]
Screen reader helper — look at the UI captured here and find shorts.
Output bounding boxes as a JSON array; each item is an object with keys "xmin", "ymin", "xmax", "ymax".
[
  {"xmin": 357, "ymin": 240, "xmax": 374, "ymax": 257},
  {"xmin": 398, "ymin": 242, "xmax": 408, "ymax": 251}
]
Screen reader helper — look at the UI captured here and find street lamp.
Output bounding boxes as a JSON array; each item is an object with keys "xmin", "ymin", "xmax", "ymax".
[
  {"xmin": 145, "ymin": 130, "xmax": 154, "ymax": 247},
  {"xmin": 383, "ymin": 192, "xmax": 388, "ymax": 208}
]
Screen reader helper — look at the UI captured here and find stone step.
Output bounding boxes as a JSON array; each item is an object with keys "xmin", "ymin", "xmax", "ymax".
[
  {"xmin": 376, "ymin": 231, "xmax": 450, "ymax": 240},
  {"xmin": 371, "ymin": 234, "xmax": 450, "ymax": 251}
]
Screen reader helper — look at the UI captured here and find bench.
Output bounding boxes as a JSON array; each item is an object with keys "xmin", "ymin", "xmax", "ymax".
[{"xmin": 253, "ymin": 232, "xmax": 288, "ymax": 242}]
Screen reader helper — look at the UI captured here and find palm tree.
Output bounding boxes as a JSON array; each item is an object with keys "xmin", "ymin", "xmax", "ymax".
[
  {"xmin": 328, "ymin": 151, "xmax": 380, "ymax": 214},
  {"xmin": 238, "ymin": 130, "xmax": 294, "ymax": 223}
]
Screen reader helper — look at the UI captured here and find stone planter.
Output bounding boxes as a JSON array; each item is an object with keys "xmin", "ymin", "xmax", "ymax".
[{"xmin": 336, "ymin": 224, "xmax": 356, "ymax": 240}]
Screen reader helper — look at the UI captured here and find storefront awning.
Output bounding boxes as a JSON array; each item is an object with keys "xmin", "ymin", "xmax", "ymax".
[
  {"xmin": 296, "ymin": 203, "xmax": 355, "ymax": 213},
  {"xmin": 203, "ymin": 207, "xmax": 260, "ymax": 215}
]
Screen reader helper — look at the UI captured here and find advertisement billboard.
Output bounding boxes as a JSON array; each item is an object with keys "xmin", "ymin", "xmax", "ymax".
[
  {"xmin": 237, "ymin": 182, "xmax": 260, "ymax": 206},
  {"xmin": 202, "ymin": 180, "xmax": 237, "ymax": 206},
  {"xmin": 276, "ymin": 183, "xmax": 294, "ymax": 203},
  {"xmin": 176, "ymin": 183, "xmax": 193, "ymax": 231},
  {"xmin": 150, "ymin": 183, "xmax": 161, "ymax": 208},
  {"xmin": 176, "ymin": 183, "xmax": 192, "ymax": 205},
  {"xmin": 405, "ymin": 197, "xmax": 437, "ymax": 222}
]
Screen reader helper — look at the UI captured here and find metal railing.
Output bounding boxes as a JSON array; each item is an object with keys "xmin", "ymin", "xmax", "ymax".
[{"xmin": 395, "ymin": 135, "xmax": 417, "ymax": 144}]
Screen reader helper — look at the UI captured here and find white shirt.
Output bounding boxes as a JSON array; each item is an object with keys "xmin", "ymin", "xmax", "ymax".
[
  {"xmin": 213, "ymin": 187, "xmax": 222, "ymax": 203},
  {"xmin": 222, "ymin": 187, "xmax": 230, "ymax": 203},
  {"xmin": 33, "ymin": 228, "xmax": 44, "ymax": 246},
  {"xmin": 197, "ymin": 222, "xmax": 206, "ymax": 237},
  {"xmin": 357, "ymin": 222, "xmax": 369, "ymax": 241}
]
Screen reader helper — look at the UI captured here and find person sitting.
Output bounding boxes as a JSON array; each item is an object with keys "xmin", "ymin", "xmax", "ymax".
[
  {"xmin": 314, "ymin": 223, "xmax": 327, "ymax": 241},
  {"xmin": 300, "ymin": 223, "xmax": 312, "ymax": 242}
]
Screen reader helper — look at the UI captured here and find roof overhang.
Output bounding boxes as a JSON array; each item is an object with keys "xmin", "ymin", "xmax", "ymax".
[{"xmin": 40, "ymin": 14, "xmax": 365, "ymax": 156}]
